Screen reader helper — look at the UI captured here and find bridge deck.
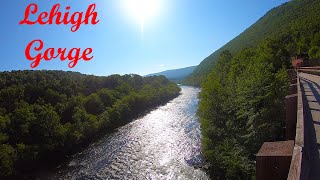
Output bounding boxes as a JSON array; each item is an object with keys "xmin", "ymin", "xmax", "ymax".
[{"xmin": 298, "ymin": 72, "xmax": 320, "ymax": 179}]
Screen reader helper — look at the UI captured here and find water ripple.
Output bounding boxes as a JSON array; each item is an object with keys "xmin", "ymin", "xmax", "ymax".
[{"xmin": 42, "ymin": 86, "xmax": 209, "ymax": 180}]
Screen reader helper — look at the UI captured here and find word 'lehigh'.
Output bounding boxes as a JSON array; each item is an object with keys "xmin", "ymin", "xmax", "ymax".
[
  {"xmin": 19, "ymin": 3, "xmax": 100, "ymax": 32},
  {"xmin": 19, "ymin": 3, "xmax": 99, "ymax": 68}
]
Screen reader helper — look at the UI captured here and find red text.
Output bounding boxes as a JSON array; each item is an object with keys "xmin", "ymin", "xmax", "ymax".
[
  {"xmin": 19, "ymin": 3, "xmax": 100, "ymax": 32},
  {"xmin": 25, "ymin": 39, "xmax": 93, "ymax": 68}
]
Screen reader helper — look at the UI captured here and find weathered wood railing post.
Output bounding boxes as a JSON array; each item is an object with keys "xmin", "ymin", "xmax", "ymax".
[
  {"xmin": 285, "ymin": 93, "xmax": 297, "ymax": 140},
  {"xmin": 256, "ymin": 141, "xmax": 294, "ymax": 180},
  {"xmin": 256, "ymin": 69, "xmax": 299, "ymax": 180},
  {"xmin": 285, "ymin": 69, "xmax": 298, "ymax": 140}
]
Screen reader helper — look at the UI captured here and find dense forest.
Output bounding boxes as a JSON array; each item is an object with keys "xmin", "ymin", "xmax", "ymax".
[
  {"xmin": 185, "ymin": 0, "xmax": 320, "ymax": 86},
  {"xmin": 0, "ymin": 70, "xmax": 180, "ymax": 178},
  {"xmin": 194, "ymin": 0, "xmax": 320, "ymax": 179}
]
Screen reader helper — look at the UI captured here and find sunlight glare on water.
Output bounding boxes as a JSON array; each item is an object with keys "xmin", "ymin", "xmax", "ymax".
[{"xmin": 43, "ymin": 86, "xmax": 209, "ymax": 180}]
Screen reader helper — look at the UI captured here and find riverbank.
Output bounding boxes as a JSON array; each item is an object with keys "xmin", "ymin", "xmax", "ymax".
[
  {"xmin": 36, "ymin": 86, "xmax": 209, "ymax": 180},
  {"xmin": 0, "ymin": 71, "xmax": 181, "ymax": 179},
  {"xmin": 13, "ymin": 91, "xmax": 181, "ymax": 180}
]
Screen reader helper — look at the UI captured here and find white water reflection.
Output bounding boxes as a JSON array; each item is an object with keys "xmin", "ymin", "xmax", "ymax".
[{"xmin": 44, "ymin": 86, "xmax": 209, "ymax": 180}]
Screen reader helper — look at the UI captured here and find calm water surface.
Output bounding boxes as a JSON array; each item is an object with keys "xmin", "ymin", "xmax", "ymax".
[{"xmin": 43, "ymin": 86, "xmax": 209, "ymax": 180}]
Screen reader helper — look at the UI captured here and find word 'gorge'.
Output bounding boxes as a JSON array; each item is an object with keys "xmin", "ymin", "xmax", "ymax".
[
  {"xmin": 20, "ymin": 3, "xmax": 99, "ymax": 68},
  {"xmin": 26, "ymin": 40, "xmax": 93, "ymax": 68}
]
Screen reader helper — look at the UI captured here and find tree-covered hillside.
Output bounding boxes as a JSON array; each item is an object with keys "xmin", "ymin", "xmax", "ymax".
[
  {"xmin": 186, "ymin": 0, "xmax": 320, "ymax": 86},
  {"xmin": 196, "ymin": 0, "xmax": 320, "ymax": 179},
  {"xmin": 0, "ymin": 70, "xmax": 180, "ymax": 178}
]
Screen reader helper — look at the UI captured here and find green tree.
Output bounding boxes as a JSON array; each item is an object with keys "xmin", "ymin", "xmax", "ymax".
[
  {"xmin": 97, "ymin": 89, "xmax": 116, "ymax": 107},
  {"xmin": 0, "ymin": 144, "xmax": 17, "ymax": 176},
  {"xmin": 9, "ymin": 102, "xmax": 36, "ymax": 143},
  {"xmin": 309, "ymin": 46, "xmax": 320, "ymax": 59},
  {"xmin": 84, "ymin": 93, "xmax": 104, "ymax": 115},
  {"xmin": 30, "ymin": 104, "xmax": 61, "ymax": 151},
  {"xmin": 0, "ymin": 70, "xmax": 180, "ymax": 177}
]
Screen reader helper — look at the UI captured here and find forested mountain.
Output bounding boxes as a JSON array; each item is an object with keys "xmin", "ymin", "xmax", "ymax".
[
  {"xmin": 0, "ymin": 70, "xmax": 180, "ymax": 178},
  {"xmin": 196, "ymin": 0, "xmax": 320, "ymax": 179},
  {"xmin": 146, "ymin": 66, "xmax": 197, "ymax": 83},
  {"xmin": 186, "ymin": 0, "xmax": 320, "ymax": 86}
]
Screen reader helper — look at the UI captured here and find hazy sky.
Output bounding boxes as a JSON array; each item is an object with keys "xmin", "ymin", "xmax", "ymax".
[{"xmin": 1, "ymin": 0, "xmax": 289, "ymax": 76}]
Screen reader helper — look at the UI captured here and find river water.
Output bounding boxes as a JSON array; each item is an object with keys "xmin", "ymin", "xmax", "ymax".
[{"xmin": 42, "ymin": 86, "xmax": 209, "ymax": 180}]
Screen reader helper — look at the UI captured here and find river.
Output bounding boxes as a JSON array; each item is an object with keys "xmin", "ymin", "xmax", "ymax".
[{"xmin": 41, "ymin": 86, "xmax": 209, "ymax": 180}]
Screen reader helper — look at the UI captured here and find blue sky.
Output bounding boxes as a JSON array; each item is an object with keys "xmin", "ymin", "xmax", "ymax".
[{"xmin": 1, "ymin": 0, "xmax": 289, "ymax": 76}]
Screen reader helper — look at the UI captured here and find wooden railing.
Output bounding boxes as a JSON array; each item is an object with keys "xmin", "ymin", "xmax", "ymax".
[
  {"xmin": 256, "ymin": 69, "xmax": 310, "ymax": 180},
  {"xmin": 299, "ymin": 68, "xmax": 320, "ymax": 75},
  {"xmin": 287, "ymin": 70, "xmax": 307, "ymax": 180}
]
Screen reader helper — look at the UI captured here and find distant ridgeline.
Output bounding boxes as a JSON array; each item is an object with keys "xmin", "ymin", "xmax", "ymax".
[
  {"xmin": 193, "ymin": 0, "xmax": 320, "ymax": 179},
  {"xmin": 0, "ymin": 70, "xmax": 180, "ymax": 178},
  {"xmin": 146, "ymin": 66, "xmax": 197, "ymax": 83}
]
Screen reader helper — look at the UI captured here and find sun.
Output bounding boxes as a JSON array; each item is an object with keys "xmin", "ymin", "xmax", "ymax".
[{"xmin": 124, "ymin": 0, "xmax": 161, "ymax": 33}]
